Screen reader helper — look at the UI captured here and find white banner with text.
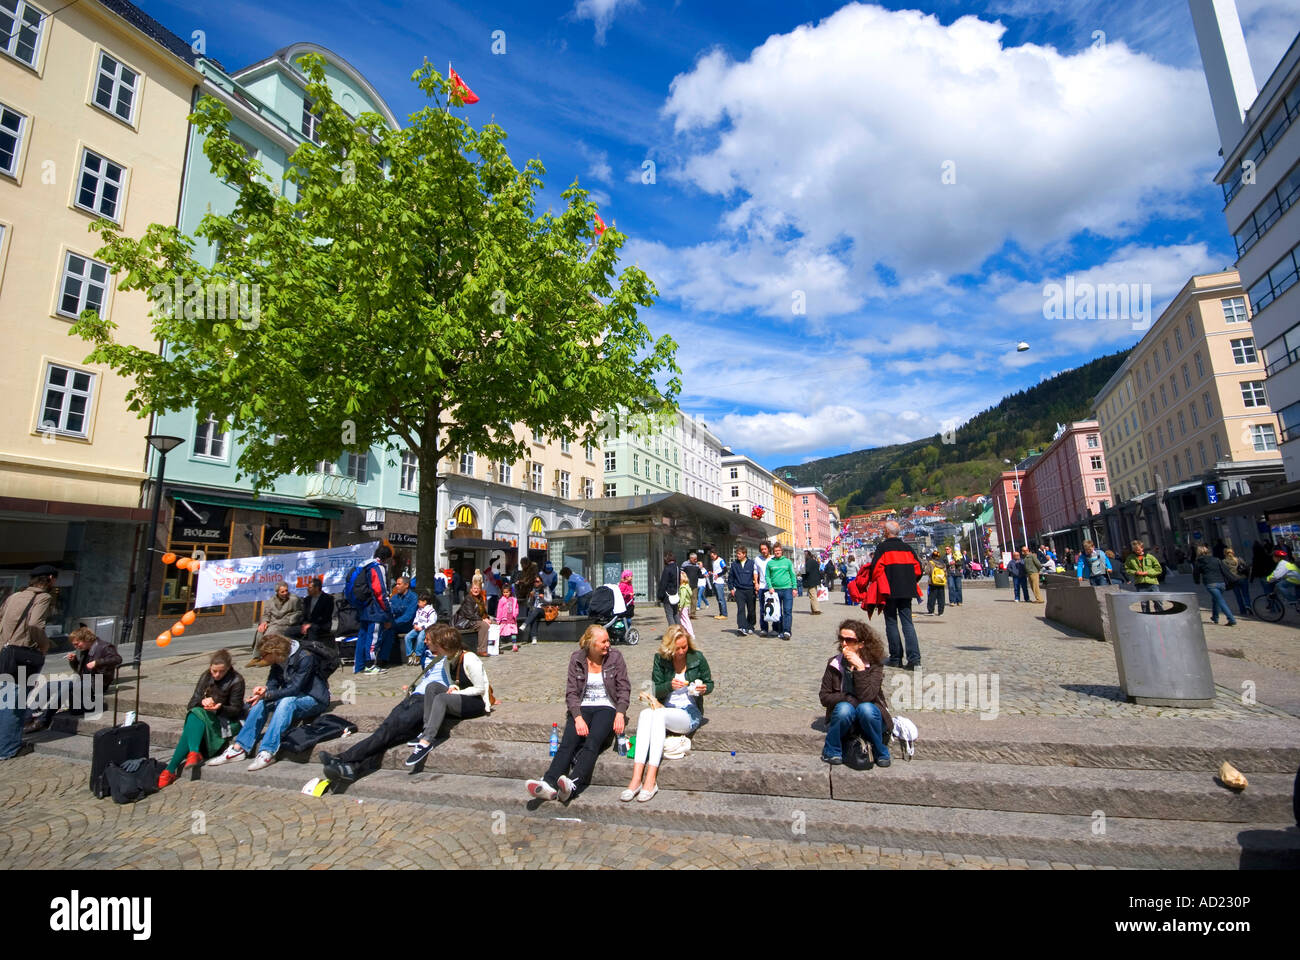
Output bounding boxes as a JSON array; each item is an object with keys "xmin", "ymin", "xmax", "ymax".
[{"xmin": 194, "ymin": 541, "xmax": 381, "ymax": 608}]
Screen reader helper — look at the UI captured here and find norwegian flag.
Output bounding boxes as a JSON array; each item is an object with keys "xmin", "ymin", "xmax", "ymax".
[
  {"xmin": 594, "ymin": 213, "xmax": 607, "ymax": 237},
  {"xmin": 448, "ymin": 66, "xmax": 479, "ymax": 105}
]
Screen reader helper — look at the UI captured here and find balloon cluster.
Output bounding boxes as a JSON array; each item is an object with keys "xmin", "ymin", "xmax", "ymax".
[
  {"xmin": 156, "ymin": 552, "xmax": 203, "ymax": 647},
  {"xmin": 750, "ymin": 505, "xmax": 765, "ymax": 519}
]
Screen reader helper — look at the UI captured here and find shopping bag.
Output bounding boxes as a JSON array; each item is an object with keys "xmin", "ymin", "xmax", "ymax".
[
  {"xmin": 815, "ymin": 585, "xmax": 829, "ymax": 602},
  {"xmin": 487, "ymin": 624, "xmax": 501, "ymax": 656}
]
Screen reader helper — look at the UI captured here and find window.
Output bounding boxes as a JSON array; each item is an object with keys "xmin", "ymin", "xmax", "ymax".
[
  {"xmin": 58, "ymin": 252, "xmax": 109, "ymax": 318},
  {"xmin": 1247, "ymin": 240, "xmax": 1300, "ymax": 314},
  {"xmin": 729, "ymin": 467, "xmax": 738, "ymax": 480},
  {"xmin": 730, "ymin": 486, "xmax": 740, "ymax": 498},
  {"xmin": 1159, "ymin": 385, "xmax": 1167, "ymax": 409},
  {"xmin": 1212, "ymin": 433, "xmax": 1223, "ymax": 461},
  {"xmin": 1177, "ymin": 411, "xmax": 1186, "ymax": 436},
  {"xmin": 634, "ymin": 484, "xmax": 640, "ymax": 495},
  {"xmin": 1230, "ymin": 338, "xmax": 1257, "ymax": 364},
  {"xmin": 632, "ymin": 453, "xmax": 639, "ymax": 474},
  {"xmin": 1163, "ymin": 341, "xmax": 1171, "ymax": 363},
  {"xmin": 603, "ymin": 482, "xmax": 617, "ymax": 497},
  {"xmin": 1182, "ymin": 365, "xmax": 1190, "ymax": 389},
  {"xmin": 1154, "ymin": 353, "xmax": 1160, "ymax": 374},
  {"xmin": 1170, "ymin": 376, "xmax": 1179, "ymax": 400},
  {"xmin": 1144, "ymin": 360, "xmax": 1151, "ymax": 382},
  {"xmin": 1141, "ymin": 399, "xmax": 1148, "ymax": 420},
  {"xmin": 400, "ymin": 450, "xmax": 418, "ymax": 491},
  {"xmin": 1166, "ymin": 418, "xmax": 1174, "ymax": 443},
  {"xmin": 1242, "ymin": 381, "xmax": 1268, "ymax": 407},
  {"xmin": 0, "ymin": 0, "xmax": 43, "ymax": 66},
  {"xmin": 654, "ymin": 464, "xmax": 660, "ymax": 484},
  {"xmin": 93, "ymin": 52, "xmax": 138, "ymax": 123},
  {"xmin": 530, "ymin": 461, "xmax": 543, "ymax": 492},
  {"xmin": 644, "ymin": 459, "xmax": 650, "ymax": 479},
  {"xmin": 604, "ymin": 450, "xmax": 615, "ymax": 472},
  {"xmin": 803, "ymin": 509, "xmax": 810, "ymax": 519},
  {"xmin": 344, "ymin": 451, "xmax": 367, "ymax": 483},
  {"xmin": 1198, "ymin": 442, "xmax": 1207, "ymax": 467},
  {"xmin": 194, "ymin": 414, "xmax": 227, "ymax": 459},
  {"xmin": 532, "ymin": 429, "xmax": 543, "ymax": 444},
  {"xmin": 585, "ymin": 442, "xmax": 595, "ymax": 461},
  {"xmin": 802, "ymin": 496, "xmax": 809, "ymax": 505},
  {"xmin": 581, "ymin": 477, "xmax": 593, "ymax": 498},
  {"xmin": 315, "ymin": 459, "xmax": 337, "ymax": 475},
  {"xmin": 560, "ymin": 438, "xmax": 570, "ymax": 454},
  {"xmin": 1203, "ymin": 393, "xmax": 1214, "ymax": 419},
  {"xmin": 1085, "ymin": 434, "xmax": 1099, "ymax": 448},
  {"xmin": 1185, "ymin": 449, "xmax": 1194, "ymax": 474},
  {"xmin": 459, "ymin": 451, "xmax": 475, "ymax": 475},
  {"xmin": 731, "ymin": 504, "xmax": 740, "ymax": 513},
  {"xmin": 1191, "ymin": 403, "xmax": 1200, "ymax": 428},
  {"xmin": 1252, "ymin": 424, "xmax": 1279, "ymax": 451},
  {"xmin": 1090, "ymin": 455, "xmax": 1102, "ymax": 470},
  {"xmin": 39, "ymin": 364, "xmax": 95, "ymax": 437},
  {"xmin": 558, "ymin": 471, "xmax": 570, "ymax": 498},
  {"xmin": 0, "ymin": 102, "xmax": 25, "ymax": 177},
  {"xmin": 75, "ymin": 149, "xmax": 126, "ymax": 221},
  {"xmin": 1174, "ymin": 328, "xmax": 1183, "ymax": 351},
  {"xmin": 1094, "ymin": 477, "xmax": 1107, "ymax": 492},
  {"xmin": 1186, "ymin": 314, "xmax": 1195, "ymax": 339},
  {"xmin": 1156, "ymin": 426, "xmax": 1164, "ymax": 449},
  {"xmin": 301, "ymin": 98, "xmax": 321, "ymax": 143},
  {"xmin": 1222, "ymin": 296, "xmax": 1249, "ymax": 324},
  {"xmin": 497, "ymin": 462, "xmax": 512, "ymax": 485}
]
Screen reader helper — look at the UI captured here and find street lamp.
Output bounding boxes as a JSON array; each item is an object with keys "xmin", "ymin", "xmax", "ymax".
[
  {"xmin": 1003, "ymin": 458, "xmax": 1030, "ymax": 550},
  {"xmin": 130, "ymin": 434, "xmax": 184, "ymax": 670}
]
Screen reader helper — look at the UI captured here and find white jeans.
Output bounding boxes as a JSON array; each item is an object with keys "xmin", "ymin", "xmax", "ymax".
[{"xmin": 632, "ymin": 706, "xmax": 695, "ymax": 768}]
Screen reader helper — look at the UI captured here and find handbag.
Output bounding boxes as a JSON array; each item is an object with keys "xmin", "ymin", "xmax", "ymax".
[
  {"xmin": 815, "ymin": 585, "xmax": 829, "ymax": 602},
  {"xmin": 543, "ymin": 605, "xmax": 559, "ymax": 622},
  {"xmin": 666, "ymin": 591, "xmax": 680, "ymax": 606},
  {"xmin": 486, "ymin": 624, "xmax": 501, "ymax": 656}
]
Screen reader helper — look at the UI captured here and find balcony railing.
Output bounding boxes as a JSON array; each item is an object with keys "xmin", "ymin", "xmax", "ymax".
[{"xmin": 305, "ymin": 471, "xmax": 356, "ymax": 503}]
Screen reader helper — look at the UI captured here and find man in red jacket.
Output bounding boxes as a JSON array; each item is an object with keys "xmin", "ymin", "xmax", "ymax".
[{"xmin": 853, "ymin": 521, "xmax": 922, "ymax": 670}]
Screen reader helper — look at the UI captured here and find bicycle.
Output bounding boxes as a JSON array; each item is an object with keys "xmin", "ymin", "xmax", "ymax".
[{"xmin": 1251, "ymin": 584, "xmax": 1300, "ymax": 623}]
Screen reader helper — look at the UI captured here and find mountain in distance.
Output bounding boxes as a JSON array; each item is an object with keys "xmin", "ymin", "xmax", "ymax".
[{"xmin": 776, "ymin": 349, "xmax": 1131, "ymax": 513}]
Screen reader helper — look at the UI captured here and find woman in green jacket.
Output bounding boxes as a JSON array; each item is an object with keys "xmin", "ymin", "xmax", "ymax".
[{"xmin": 621, "ymin": 625, "xmax": 714, "ymax": 803}]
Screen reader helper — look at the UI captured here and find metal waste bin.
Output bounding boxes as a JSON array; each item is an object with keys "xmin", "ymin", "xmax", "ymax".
[
  {"xmin": 1104, "ymin": 591, "xmax": 1215, "ymax": 707},
  {"xmin": 994, "ymin": 570, "xmax": 1010, "ymax": 588}
]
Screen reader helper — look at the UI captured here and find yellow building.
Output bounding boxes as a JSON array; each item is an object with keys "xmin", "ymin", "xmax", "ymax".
[
  {"xmin": 0, "ymin": 0, "xmax": 201, "ymax": 627},
  {"xmin": 772, "ymin": 477, "xmax": 795, "ymax": 550}
]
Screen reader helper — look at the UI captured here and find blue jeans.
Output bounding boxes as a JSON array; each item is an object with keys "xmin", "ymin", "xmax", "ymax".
[
  {"xmin": 823, "ymin": 701, "xmax": 889, "ymax": 762},
  {"xmin": 1229, "ymin": 580, "xmax": 1251, "ymax": 614},
  {"xmin": 776, "ymin": 588, "xmax": 794, "ymax": 635},
  {"xmin": 1013, "ymin": 576, "xmax": 1028, "ymax": 601},
  {"xmin": 563, "ymin": 586, "xmax": 591, "ymax": 617},
  {"xmin": 1205, "ymin": 584, "xmax": 1236, "ymax": 624},
  {"xmin": 947, "ymin": 574, "xmax": 962, "ymax": 603},
  {"xmin": 0, "ymin": 679, "xmax": 29, "ymax": 759},
  {"xmin": 404, "ymin": 628, "xmax": 426, "ymax": 657},
  {"xmin": 713, "ymin": 582, "xmax": 728, "ymax": 616},
  {"xmin": 233, "ymin": 695, "xmax": 323, "ymax": 756}
]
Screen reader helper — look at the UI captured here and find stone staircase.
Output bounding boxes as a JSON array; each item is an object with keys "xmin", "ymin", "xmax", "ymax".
[{"xmin": 31, "ymin": 703, "xmax": 1300, "ymax": 869}]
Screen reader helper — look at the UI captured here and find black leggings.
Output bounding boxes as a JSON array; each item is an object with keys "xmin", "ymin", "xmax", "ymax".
[
  {"xmin": 335, "ymin": 694, "xmax": 426, "ymax": 773},
  {"xmin": 542, "ymin": 705, "xmax": 615, "ymax": 792}
]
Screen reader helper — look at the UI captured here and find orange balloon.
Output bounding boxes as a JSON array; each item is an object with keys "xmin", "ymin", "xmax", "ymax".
[
  {"xmin": 176, "ymin": 557, "xmax": 191, "ymax": 571},
  {"xmin": 157, "ymin": 631, "xmax": 172, "ymax": 646},
  {"xmin": 171, "ymin": 622, "xmax": 185, "ymax": 636},
  {"xmin": 189, "ymin": 559, "xmax": 202, "ymax": 572},
  {"xmin": 161, "ymin": 552, "xmax": 177, "ymax": 565},
  {"xmin": 180, "ymin": 610, "xmax": 197, "ymax": 626}
]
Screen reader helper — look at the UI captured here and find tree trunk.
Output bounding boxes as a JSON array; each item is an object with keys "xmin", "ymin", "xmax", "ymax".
[{"xmin": 416, "ymin": 421, "xmax": 442, "ymax": 585}]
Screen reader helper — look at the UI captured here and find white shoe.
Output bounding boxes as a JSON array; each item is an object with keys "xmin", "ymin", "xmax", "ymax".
[
  {"xmin": 206, "ymin": 744, "xmax": 245, "ymax": 767},
  {"xmin": 620, "ymin": 787, "xmax": 638, "ymax": 802},
  {"xmin": 557, "ymin": 775, "xmax": 577, "ymax": 802},
  {"xmin": 247, "ymin": 750, "xmax": 276, "ymax": 771},
  {"xmin": 527, "ymin": 778, "xmax": 557, "ymax": 800}
]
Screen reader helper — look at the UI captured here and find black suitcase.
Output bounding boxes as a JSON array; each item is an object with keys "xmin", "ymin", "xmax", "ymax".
[{"xmin": 91, "ymin": 722, "xmax": 150, "ymax": 798}]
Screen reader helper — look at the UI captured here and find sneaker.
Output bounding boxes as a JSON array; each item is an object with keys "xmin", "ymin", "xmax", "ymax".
[
  {"xmin": 247, "ymin": 750, "xmax": 276, "ymax": 771},
  {"xmin": 904, "ymin": 662, "xmax": 920, "ymax": 671},
  {"xmin": 821, "ymin": 754, "xmax": 843, "ymax": 765},
  {"xmin": 713, "ymin": 615, "xmax": 727, "ymax": 620},
  {"xmin": 206, "ymin": 743, "xmax": 245, "ymax": 767},
  {"xmin": 781, "ymin": 632, "xmax": 791, "ymax": 641},
  {"xmin": 526, "ymin": 778, "xmax": 557, "ymax": 801},
  {"xmin": 557, "ymin": 775, "xmax": 577, "ymax": 801},
  {"xmin": 182, "ymin": 751, "xmax": 203, "ymax": 769},
  {"xmin": 157, "ymin": 769, "xmax": 178, "ymax": 789},
  {"xmin": 875, "ymin": 755, "xmax": 892, "ymax": 768},
  {"xmin": 405, "ymin": 741, "xmax": 434, "ymax": 767},
  {"xmin": 363, "ymin": 666, "xmax": 382, "ymax": 676},
  {"xmin": 885, "ymin": 659, "xmax": 902, "ymax": 668},
  {"xmin": 405, "ymin": 740, "xmax": 423, "ymax": 747}
]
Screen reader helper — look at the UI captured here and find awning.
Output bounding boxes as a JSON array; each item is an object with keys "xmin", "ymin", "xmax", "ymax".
[
  {"xmin": 1180, "ymin": 479, "xmax": 1300, "ymax": 523},
  {"xmin": 166, "ymin": 489, "xmax": 342, "ymax": 520},
  {"xmin": 445, "ymin": 537, "xmax": 507, "ymax": 551}
]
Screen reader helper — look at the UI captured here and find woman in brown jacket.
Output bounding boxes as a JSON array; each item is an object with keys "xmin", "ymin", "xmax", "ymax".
[{"xmin": 819, "ymin": 619, "xmax": 893, "ymax": 767}]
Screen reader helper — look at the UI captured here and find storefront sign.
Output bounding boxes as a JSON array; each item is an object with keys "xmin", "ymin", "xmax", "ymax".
[
  {"xmin": 195, "ymin": 541, "xmax": 380, "ymax": 607},
  {"xmin": 1206, "ymin": 484, "xmax": 1219, "ymax": 504},
  {"xmin": 170, "ymin": 502, "xmax": 230, "ymax": 543},
  {"xmin": 528, "ymin": 536, "xmax": 547, "ymax": 550},
  {"xmin": 263, "ymin": 525, "xmax": 330, "ymax": 549},
  {"xmin": 360, "ymin": 522, "xmax": 384, "ymax": 532},
  {"xmin": 389, "ymin": 533, "xmax": 418, "ymax": 545}
]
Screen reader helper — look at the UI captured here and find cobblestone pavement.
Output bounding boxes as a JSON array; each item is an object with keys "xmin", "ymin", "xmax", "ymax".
[
  {"xmin": 133, "ymin": 580, "xmax": 1294, "ymax": 720},
  {"xmin": 0, "ymin": 756, "xmax": 1118, "ymax": 870}
]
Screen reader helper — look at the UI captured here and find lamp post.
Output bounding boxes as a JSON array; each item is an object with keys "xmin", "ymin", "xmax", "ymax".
[
  {"xmin": 130, "ymin": 434, "xmax": 184, "ymax": 670},
  {"xmin": 1004, "ymin": 458, "xmax": 1030, "ymax": 550}
]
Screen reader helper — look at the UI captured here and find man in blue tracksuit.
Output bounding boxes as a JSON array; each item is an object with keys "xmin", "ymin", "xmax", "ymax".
[{"xmin": 352, "ymin": 544, "xmax": 393, "ymax": 675}]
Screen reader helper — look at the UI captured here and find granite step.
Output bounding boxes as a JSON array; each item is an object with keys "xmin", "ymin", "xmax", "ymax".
[{"xmin": 29, "ymin": 736, "xmax": 1300, "ymax": 869}]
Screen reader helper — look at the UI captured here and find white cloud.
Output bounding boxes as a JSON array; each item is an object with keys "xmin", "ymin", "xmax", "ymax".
[
  {"xmin": 654, "ymin": 3, "xmax": 1218, "ymax": 313},
  {"xmin": 572, "ymin": 0, "xmax": 638, "ymax": 45},
  {"xmin": 576, "ymin": 142, "xmax": 614, "ymax": 183}
]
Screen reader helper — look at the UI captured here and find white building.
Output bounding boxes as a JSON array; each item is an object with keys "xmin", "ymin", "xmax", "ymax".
[
  {"xmin": 678, "ymin": 412, "xmax": 724, "ymax": 506},
  {"xmin": 720, "ymin": 451, "xmax": 776, "ymax": 519}
]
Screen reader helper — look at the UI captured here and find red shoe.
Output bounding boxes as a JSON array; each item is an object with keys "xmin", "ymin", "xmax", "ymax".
[
  {"xmin": 182, "ymin": 751, "xmax": 203, "ymax": 769},
  {"xmin": 157, "ymin": 769, "xmax": 178, "ymax": 789}
]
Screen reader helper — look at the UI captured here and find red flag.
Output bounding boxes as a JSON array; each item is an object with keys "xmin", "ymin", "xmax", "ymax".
[
  {"xmin": 594, "ymin": 213, "xmax": 607, "ymax": 237},
  {"xmin": 449, "ymin": 66, "xmax": 479, "ymax": 105}
]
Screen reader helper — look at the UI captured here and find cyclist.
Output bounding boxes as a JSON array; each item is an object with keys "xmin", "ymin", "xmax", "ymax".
[{"xmin": 1265, "ymin": 548, "xmax": 1300, "ymax": 602}]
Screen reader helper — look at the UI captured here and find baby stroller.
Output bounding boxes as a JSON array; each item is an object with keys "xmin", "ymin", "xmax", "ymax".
[{"xmin": 587, "ymin": 584, "xmax": 639, "ymax": 645}]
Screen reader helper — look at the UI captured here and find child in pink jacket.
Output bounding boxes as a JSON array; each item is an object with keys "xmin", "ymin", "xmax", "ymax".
[
  {"xmin": 497, "ymin": 583, "xmax": 520, "ymax": 652},
  {"xmin": 618, "ymin": 570, "xmax": 635, "ymax": 620}
]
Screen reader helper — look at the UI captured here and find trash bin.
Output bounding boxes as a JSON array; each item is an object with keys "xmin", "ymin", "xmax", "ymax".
[
  {"xmin": 994, "ymin": 570, "xmax": 1010, "ymax": 588},
  {"xmin": 1104, "ymin": 591, "xmax": 1215, "ymax": 707}
]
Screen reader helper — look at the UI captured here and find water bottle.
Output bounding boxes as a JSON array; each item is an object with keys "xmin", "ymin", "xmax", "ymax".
[
  {"xmin": 549, "ymin": 722, "xmax": 559, "ymax": 757},
  {"xmin": 616, "ymin": 734, "xmax": 628, "ymax": 756}
]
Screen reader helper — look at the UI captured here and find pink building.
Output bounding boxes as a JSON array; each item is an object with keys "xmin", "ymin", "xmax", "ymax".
[
  {"xmin": 988, "ymin": 472, "xmax": 1031, "ymax": 554},
  {"xmin": 1022, "ymin": 421, "xmax": 1111, "ymax": 549},
  {"xmin": 794, "ymin": 486, "xmax": 832, "ymax": 552}
]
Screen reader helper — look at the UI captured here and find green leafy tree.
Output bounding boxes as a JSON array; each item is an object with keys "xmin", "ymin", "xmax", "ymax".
[{"xmin": 73, "ymin": 58, "xmax": 679, "ymax": 577}]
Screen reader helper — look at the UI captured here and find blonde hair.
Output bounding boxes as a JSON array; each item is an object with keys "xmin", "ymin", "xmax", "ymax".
[
  {"xmin": 657, "ymin": 624, "xmax": 698, "ymax": 658},
  {"xmin": 578, "ymin": 624, "xmax": 608, "ymax": 652}
]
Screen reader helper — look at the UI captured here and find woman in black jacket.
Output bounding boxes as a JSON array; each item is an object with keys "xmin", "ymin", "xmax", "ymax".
[
  {"xmin": 159, "ymin": 649, "xmax": 247, "ymax": 787},
  {"xmin": 1192, "ymin": 545, "xmax": 1237, "ymax": 627},
  {"xmin": 658, "ymin": 553, "xmax": 681, "ymax": 626},
  {"xmin": 803, "ymin": 551, "xmax": 823, "ymax": 616}
]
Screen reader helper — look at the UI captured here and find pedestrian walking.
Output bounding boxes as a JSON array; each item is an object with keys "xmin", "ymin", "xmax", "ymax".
[
  {"xmin": 856, "ymin": 521, "xmax": 923, "ymax": 670},
  {"xmin": 802, "ymin": 550, "xmax": 823, "ymax": 616},
  {"xmin": 1192, "ymin": 545, "xmax": 1237, "ymax": 626},
  {"xmin": 765, "ymin": 543, "xmax": 797, "ymax": 640},
  {"xmin": 727, "ymin": 547, "xmax": 757, "ymax": 635}
]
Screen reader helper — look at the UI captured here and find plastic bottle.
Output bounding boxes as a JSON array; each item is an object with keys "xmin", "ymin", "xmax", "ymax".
[{"xmin": 549, "ymin": 722, "xmax": 559, "ymax": 756}]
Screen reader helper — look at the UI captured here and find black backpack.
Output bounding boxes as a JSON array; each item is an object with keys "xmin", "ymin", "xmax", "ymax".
[
  {"xmin": 345, "ymin": 562, "xmax": 376, "ymax": 608},
  {"xmin": 281, "ymin": 714, "xmax": 358, "ymax": 754},
  {"xmin": 105, "ymin": 756, "xmax": 164, "ymax": 804},
  {"xmin": 300, "ymin": 638, "xmax": 341, "ymax": 679}
]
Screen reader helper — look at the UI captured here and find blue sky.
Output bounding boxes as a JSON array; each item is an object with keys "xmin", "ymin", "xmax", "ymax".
[{"xmin": 138, "ymin": 0, "xmax": 1300, "ymax": 470}]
